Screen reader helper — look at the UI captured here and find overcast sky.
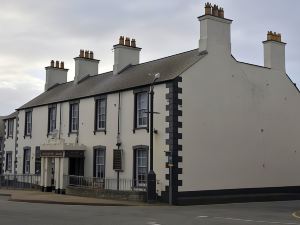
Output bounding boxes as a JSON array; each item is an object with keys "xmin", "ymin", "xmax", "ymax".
[{"xmin": 0, "ymin": 0, "xmax": 299, "ymax": 116}]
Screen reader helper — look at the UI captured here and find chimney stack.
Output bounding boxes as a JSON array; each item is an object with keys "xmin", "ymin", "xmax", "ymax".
[
  {"xmin": 205, "ymin": 3, "xmax": 212, "ymax": 15},
  {"xmin": 263, "ymin": 31, "xmax": 286, "ymax": 72},
  {"xmin": 74, "ymin": 49, "xmax": 100, "ymax": 84},
  {"xmin": 45, "ymin": 60, "xmax": 68, "ymax": 91},
  {"xmin": 113, "ymin": 36, "xmax": 141, "ymax": 75},
  {"xmin": 212, "ymin": 4, "xmax": 218, "ymax": 16},
  {"xmin": 198, "ymin": 3, "xmax": 232, "ymax": 56}
]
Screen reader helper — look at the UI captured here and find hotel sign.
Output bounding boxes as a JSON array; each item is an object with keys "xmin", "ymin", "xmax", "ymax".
[
  {"xmin": 40, "ymin": 150, "xmax": 64, "ymax": 158},
  {"xmin": 113, "ymin": 149, "xmax": 123, "ymax": 171}
]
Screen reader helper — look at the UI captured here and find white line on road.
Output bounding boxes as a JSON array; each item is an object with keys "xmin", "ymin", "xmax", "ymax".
[
  {"xmin": 197, "ymin": 216, "xmax": 300, "ymax": 225},
  {"xmin": 147, "ymin": 221, "xmax": 161, "ymax": 225}
]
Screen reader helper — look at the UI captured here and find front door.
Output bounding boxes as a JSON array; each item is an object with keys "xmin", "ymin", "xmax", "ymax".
[{"xmin": 69, "ymin": 157, "xmax": 84, "ymax": 176}]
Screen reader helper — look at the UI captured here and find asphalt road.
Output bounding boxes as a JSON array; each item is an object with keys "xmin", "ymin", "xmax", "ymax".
[{"xmin": 0, "ymin": 196, "xmax": 300, "ymax": 225}]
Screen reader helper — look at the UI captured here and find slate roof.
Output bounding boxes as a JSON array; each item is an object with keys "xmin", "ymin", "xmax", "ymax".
[
  {"xmin": 2, "ymin": 111, "xmax": 18, "ymax": 120},
  {"xmin": 19, "ymin": 49, "xmax": 207, "ymax": 110}
]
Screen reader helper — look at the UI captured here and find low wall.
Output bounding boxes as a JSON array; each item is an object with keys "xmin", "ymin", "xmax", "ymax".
[{"xmin": 66, "ymin": 186, "xmax": 146, "ymax": 202}]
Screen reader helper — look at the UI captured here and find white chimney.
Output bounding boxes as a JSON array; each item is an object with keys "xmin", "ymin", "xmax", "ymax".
[
  {"xmin": 263, "ymin": 31, "xmax": 286, "ymax": 72},
  {"xmin": 113, "ymin": 36, "xmax": 141, "ymax": 75},
  {"xmin": 74, "ymin": 50, "xmax": 100, "ymax": 84},
  {"xmin": 198, "ymin": 3, "xmax": 232, "ymax": 56},
  {"xmin": 45, "ymin": 60, "xmax": 68, "ymax": 91}
]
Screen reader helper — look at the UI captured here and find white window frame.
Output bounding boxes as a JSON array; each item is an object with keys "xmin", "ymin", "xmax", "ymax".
[
  {"xmin": 49, "ymin": 107, "xmax": 56, "ymax": 133},
  {"xmin": 70, "ymin": 103, "xmax": 79, "ymax": 132},
  {"xmin": 96, "ymin": 98, "xmax": 106, "ymax": 130},
  {"xmin": 136, "ymin": 92, "xmax": 148, "ymax": 128},
  {"xmin": 25, "ymin": 111, "xmax": 32, "ymax": 136},
  {"xmin": 135, "ymin": 148, "xmax": 148, "ymax": 186},
  {"xmin": 95, "ymin": 149, "xmax": 105, "ymax": 179}
]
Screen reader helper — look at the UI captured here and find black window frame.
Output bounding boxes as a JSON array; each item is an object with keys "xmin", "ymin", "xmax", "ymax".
[
  {"xmin": 23, "ymin": 147, "xmax": 31, "ymax": 175},
  {"xmin": 94, "ymin": 95, "xmax": 107, "ymax": 134},
  {"xmin": 5, "ymin": 152, "xmax": 12, "ymax": 172},
  {"xmin": 0, "ymin": 137, "xmax": 3, "ymax": 151},
  {"xmin": 47, "ymin": 104, "xmax": 57, "ymax": 135},
  {"xmin": 35, "ymin": 146, "xmax": 41, "ymax": 175},
  {"xmin": 133, "ymin": 87, "xmax": 149, "ymax": 133},
  {"xmin": 7, "ymin": 119, "xmax": 14, "ymax": 138},
  {"xmin": 93, "ymin": 146, "xmax": 106, "ymax": 179},
  {"xmin": 69, "ymin": 101, "xmax": 80, "ymax": 134},
  {"xmin": 24, "ymin": 109, "xmax": 32, "ymax": 137}
]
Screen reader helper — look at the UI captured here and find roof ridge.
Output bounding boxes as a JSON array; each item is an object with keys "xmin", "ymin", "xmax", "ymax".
[
  {"xmin": 47, "ymin": 49, "xmax": 198, "ymax": 87},
  {"xmin": 134, "ymin": 48, "xmax": 198, "ymax": 67}
]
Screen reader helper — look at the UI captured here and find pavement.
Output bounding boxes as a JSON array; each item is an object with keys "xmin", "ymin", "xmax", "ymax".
[{"xmin": 0, "ymin": 188, "xmax": 148, "ymax": 206}]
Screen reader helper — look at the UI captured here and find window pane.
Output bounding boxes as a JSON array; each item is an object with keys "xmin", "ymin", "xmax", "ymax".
[
  {"xmin": 70, "ymin": 104, "xmax": 79, "ymax": 132},
  {"xmin": 97, "ymin": 99, "xmax": 106, "ymax": 130},
  {"xmin": 24, "ymin": 149, "xmax": 30, "ymax": 174},
  {"xmin": 95, "ymin": 149, "xmax": 105, "ymax": 179},
  {"xmin": 136, "ymin": 92, "xmax": 148, "ymax": 128},
  {"xmin": 135, "ymin": 149, "xmax": 148, "ymax": 185}
]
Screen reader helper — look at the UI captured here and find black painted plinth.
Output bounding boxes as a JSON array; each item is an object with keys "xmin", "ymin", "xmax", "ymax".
[{"xmin": 147, "ymin": 170, "xmax": 157, "ymax": 203}]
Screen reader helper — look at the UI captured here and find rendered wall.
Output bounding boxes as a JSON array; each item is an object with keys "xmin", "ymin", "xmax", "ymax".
[
  {"xmin": 16, "ymin": 83, "xmax": 169, "ymax": 194},
  {"xmin": 180, "ymin": 52, "xmax": 300, "ymax": 192},
  {"xmin": 3, "ymin": 118, "xmax": 16, "ymax": 174}
]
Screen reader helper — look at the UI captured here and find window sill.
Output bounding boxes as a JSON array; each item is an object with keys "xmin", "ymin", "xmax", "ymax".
[
  {"xmin": 68, "ymin": 131, "xmax": 78, "ymax": 137},
  {"xmin": 133, "ymin": 127, "xmax": 149, "ymax": 133},
  {"xmin": 93, "ymin": 129, "xmax": 107, "ymax": 135},
  {"xmin": 24, "ymin": 135, "xmax": 32, "ymax": 139}
]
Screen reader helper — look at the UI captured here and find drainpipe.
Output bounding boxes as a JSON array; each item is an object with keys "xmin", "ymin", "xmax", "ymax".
[
  {"xmin": 14, "ymin": 113, "xmax": 18, "ymax": 175},
  {"xmin": 116, "ymin": 92, "xmax": 122, "ymax": 190},
  {"xmin": 59, "ymin": 103, "xmax": 62, "ymax": 140}
]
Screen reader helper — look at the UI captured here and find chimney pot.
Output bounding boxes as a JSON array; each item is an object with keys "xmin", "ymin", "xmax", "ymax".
[
  {"xmin": 90, "ymin": 51, "xmax": 94, "ymax": 59},
  {"xmin": 267, "ymin": 31, "xmax": 272, "ymax": 41},
  {"xmin": 50, "ymin": 60, "xmax": 55, "ymax": 67},
  {"xmin": 119, "ymin": 36, "xmax": 125, "ymax": 45},
  {"xmin": 278, "ymin": 33, "xmax": 282, "ymax": 42},
  {"xmin": 85, "ymin": 50, "xmax": 89, "ymax": 58},
  {"xmin": 60, "ymin": 61, "xmax": 64, "ymax": 69},
  {"xmin": 205, "ymin": 2, "xmax": 212, "ymax": 15},
  {"xmin": 125, "ymin": 37, "xmax": 131, "ymax": 46},
  {"xmin": 80, "ymin": 49, "xmax": 84, "ymax": 57},
  {"xmin": 55, "ymin": 61, "xmax": 59, "ymax": 68},
  {"xmin": 218, "ymin": 8, "xmax": 224, "ymax": 18},
  {"xmin": 212, "ymin": 5, "xmax": 219, "ymax": 16},
  {"xmin": 131, "ymin": 39, "xmax": 136, "ymax": 47}
]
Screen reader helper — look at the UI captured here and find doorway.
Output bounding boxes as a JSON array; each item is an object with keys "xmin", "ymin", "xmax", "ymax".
[{"xmin": 69, "ymin": 157, "xmax": 84, "ymax": 176}]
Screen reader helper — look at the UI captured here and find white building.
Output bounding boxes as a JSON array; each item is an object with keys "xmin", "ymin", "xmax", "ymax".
[
  {"xmin": 2, "ymin": 112, "xmax": 17, "ymax": 175},
  {"xmin": 2, "ymin": 3, "xmax": 300, "ymax": 205}
]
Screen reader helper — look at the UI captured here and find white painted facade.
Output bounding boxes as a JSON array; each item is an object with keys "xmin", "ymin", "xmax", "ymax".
[
  {"xmin": 3, "ymin": 116, "xmax": 17, "ymax": 175},
  {"xmin": 15, "ymin": 84, "xmax": 169, "ymax": 194},
  {"xmin": 3, "ymin": 3, "xmax": 299, "ymax": 203}
]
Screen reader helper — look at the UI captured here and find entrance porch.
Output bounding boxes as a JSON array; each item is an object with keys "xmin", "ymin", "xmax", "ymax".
[{"xmin": 40, "ymin": 142, "xmax": 86, "ymax": 194}]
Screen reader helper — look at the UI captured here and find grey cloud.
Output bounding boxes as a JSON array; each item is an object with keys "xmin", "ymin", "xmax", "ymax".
[{"xmin": 0, "ymin": 0, "xmax": 299, "ymax": 115}]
